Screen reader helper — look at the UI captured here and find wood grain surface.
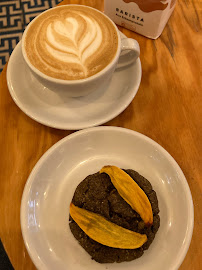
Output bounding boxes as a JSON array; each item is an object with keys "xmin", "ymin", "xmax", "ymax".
[{"xmin": 0, "ymin": 0, "xmax": 201, "ymax": 269}]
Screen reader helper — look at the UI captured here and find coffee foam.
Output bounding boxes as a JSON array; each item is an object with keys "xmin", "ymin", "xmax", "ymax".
[{"xmin": 24, "ymin": 6, "xmax": 118, "ymax": 80}]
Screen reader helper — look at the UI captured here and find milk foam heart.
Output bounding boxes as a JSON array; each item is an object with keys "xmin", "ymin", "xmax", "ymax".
[{"xmin": 24, "ymin": 6, "xmax": 118, "ymax": 80}]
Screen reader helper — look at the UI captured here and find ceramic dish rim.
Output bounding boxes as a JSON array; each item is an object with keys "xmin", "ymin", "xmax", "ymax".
[{"xmin": 20, "ymin": 126, "xmax": 194, "ymax": 270}]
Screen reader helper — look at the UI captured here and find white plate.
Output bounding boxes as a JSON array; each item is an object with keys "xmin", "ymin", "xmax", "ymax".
[
  {"xmin": 21, "ymin": 126, "xmax": 194, "ymax": 270},
  {"xmin": 6, "ymin": 33, "xmax": 141, "ymax": 130}
]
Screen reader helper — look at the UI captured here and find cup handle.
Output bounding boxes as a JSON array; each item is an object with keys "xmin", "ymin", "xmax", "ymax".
[{"xmin": 117, "ymin": 37, "xmax": 140, "ymax": 69}]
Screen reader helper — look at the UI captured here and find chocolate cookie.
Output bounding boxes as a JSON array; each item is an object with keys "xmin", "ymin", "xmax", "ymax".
[{"xmin": 69, "ymin": 169, "xmax": 160, "ymax": 263}]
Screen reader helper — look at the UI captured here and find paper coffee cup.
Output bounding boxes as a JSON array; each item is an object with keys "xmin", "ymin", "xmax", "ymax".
[{"xmin": 104, "ymin": 0, "xmax": 177, "ymax": 39}]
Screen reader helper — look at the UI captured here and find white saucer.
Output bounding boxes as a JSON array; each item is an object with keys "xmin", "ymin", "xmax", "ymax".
[
  {"xmin": 20, "ymin": 127, "xmax": 194, "ymax": 270},
  {"xmin": 7, "ymin": 36, "xmax": 142, "ymax": 130}
]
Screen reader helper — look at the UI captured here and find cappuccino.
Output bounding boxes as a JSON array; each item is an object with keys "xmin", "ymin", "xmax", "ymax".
[{"xmin": 23, "ymin": 5, "xmax": 118, "ymax": 80}]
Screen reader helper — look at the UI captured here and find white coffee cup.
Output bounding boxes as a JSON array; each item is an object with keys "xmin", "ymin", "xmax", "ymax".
[{"xmin": 22, "ymin": 5, "xmax": 140, "ymax": 97}]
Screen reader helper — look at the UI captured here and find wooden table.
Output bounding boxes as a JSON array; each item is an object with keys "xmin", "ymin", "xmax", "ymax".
[{"xmin": 0, "ymin": 0, "xmax": 201, "ymax": 269}]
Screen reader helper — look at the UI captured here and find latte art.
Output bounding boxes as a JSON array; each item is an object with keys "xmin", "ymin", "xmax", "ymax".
[
  {"xmin": 45, "ymin": 14, "xmax": 102, "ymax": 74},
  {"xmin": 24, "ymin": 6, "xmax": 118, "ymax": 80}
]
